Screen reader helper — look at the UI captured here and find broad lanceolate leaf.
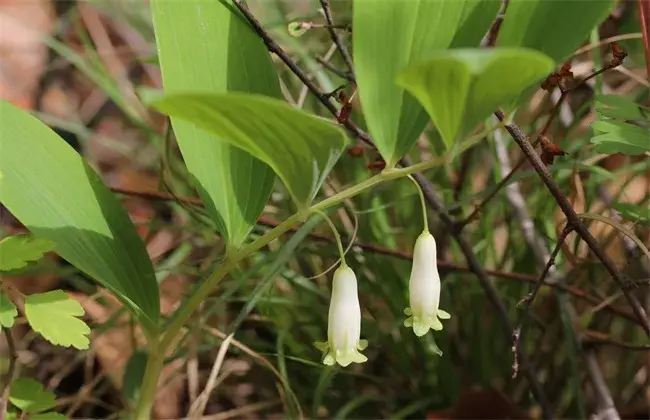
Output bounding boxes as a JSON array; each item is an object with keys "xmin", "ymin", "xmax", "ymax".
[
  {"xmin": 353, "ymin": 0, "xmax": 498, "ymax": 166},
  {"xmin": 151, "ymin": 0, "xmax": 281, "ymax": 249},
  {"xmin": 497, "ymin": 0, "xmax": 615, "ymax": 63},
  {"xmin": 397, "ymin": 48, "xmax": 555, "ymax": 146},
  {"xmin": 9, "ymin": 378, "xmax": 56, "ymax": 413},
  {"xmin": 0, "ymin": 101, "xmax": 159, "ymax": 331},
  {"xmin": 25, "ymin": 290, "xmax": 90, "ymax": 350},
  {"xmin": 0, "ymin": 290, "xmax": 18, "ymax": 328},
  {"xmin": 0, "ymin": 235, "xmax": 55, "ymax": 271},
  {"xmin": 147, "ymin": 92, "xmax": 349, "ymax": 210}
]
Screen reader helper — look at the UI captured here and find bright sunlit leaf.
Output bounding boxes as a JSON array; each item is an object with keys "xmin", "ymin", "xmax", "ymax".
[
  {"xmin": 25, "ymin": 290, "xmax": 90, "ymax": 350},
  {"xmin": 0, "ymin": 235, "xmax": 55, "ymax": 272},
  {"xmin": 353, "ymin": 0, "xmax": 498, "ymax": 166},
  {"xmin": 152, "ymin": 0, "xmax": 282, "ymax": 249},
  {"xmin": 397, "ymin": 48, "xmax": 555, "ymax": 147},
  {"xmin": 145, "ymin": 91, "xmax": 349, "ymax": 209},
  {"xmin": 0, "ymin": 290, "xmax": 17, "ymax": 328},
  {"xmin": 0, "ymin": 100, "xmax": 160, "ymax": 332}
]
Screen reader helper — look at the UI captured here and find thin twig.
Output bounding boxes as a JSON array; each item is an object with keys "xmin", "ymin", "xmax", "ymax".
[
  {"xmin": 583, "ymin": 330, "xmax": 650, "ymax": 351},
  {"xmin": 318, "ymin": 0, "xmax": 355, "ymax": 77},
  {"xmin": 0, "ymin": 327, "xmax": 17, "ymax": 420},
  {"xmin": 512, "ymin": 225, "xmax": 573, "ymax": 378},
  {"xmin": 584, "ymin": 350, "xmax": 621, "ymax": 420},
  {"xmin": 232, "ymin": 0, "xmax": 375, "ymax": 147},
  {"xmin": 495, "ymin": 109, "xmax": 650, "ymax": 336},
  {"xmin": 188, "ymin": 333, "xmax": 235, "ymax": 418},
  {"xmin": 316, "ymin": 57, "xmax": 355, "ymax": 82},
  {"xmin": 460, "ymin": 58, "xmax": 622, "ymax": 229}
]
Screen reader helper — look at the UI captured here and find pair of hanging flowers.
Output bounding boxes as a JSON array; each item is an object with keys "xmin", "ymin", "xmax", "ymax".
[{"xmin": 314, "ymin": 177, "xmax": 451, "ymax": 367}]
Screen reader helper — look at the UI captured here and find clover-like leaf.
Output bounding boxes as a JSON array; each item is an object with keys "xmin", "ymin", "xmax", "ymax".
[
  {"xmin": 0, "ymin": 290, "xmax": 18, "ymax": 328},
  {"xmin": 0, "ymin": 235, "xmax": 55, "ymax": 272},
  {"xmin": 25, "ymin": 290, "xmax": 90, "ymax": 350},
  {"xmin": 9, "ymin": 378, "xmax": 56, "ymax": 413}
]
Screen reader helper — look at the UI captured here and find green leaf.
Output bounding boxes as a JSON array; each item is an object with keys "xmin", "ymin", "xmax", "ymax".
[
  {"xmin": 353, "ymin": 0, "xmax": 497, "ymax": 167},
  {"xmin": 590, "ymin": 91, "xmax": 650, "ymax": 156},
  {"xmin": 25, "ymin": 290, "xmax": 90, "ymax": 350},
  {"xmin": 591, "ymin": 120, "xmax": 650, "ymax": 155},
  {"xmin": 450, "ymin": 1, "xmax": 501, "ymax": 48},
  {"xmin": 122, "ymin": 349, "xmax": 148, "ymax": 404},
  {"xmin": 397, "ymin": 48, "xmax": 555, "ymax": 146},
  {"xmin": 0, "ymin": 101, "xmax": 159, "ymax": 331},
  {"xmin": 9, "ymin": 378, "xmax": 56, "ymax": 413},
  {"xmin": 151, "ymin": 0, "xmax": 281, "ymax": 249},
  {"xmin": 145, "ymin": 92, "xmax": 348, "ymax": 209},
  {"xmin": 0, "ymin": 235, "xmax": 55, "ymax": 272},
  {"xmin": 613, "ymin": 203, "xmax": 650, "ymax": 224},
  {"xmin": 30, "ymin": 413, "xmax": 67, "ymax": 420},
  {"xmin": 0, "ymin": 290, "xmax": 17, "ymax": 328},
  {"xmin": 497, "ymin": 0, "xmax": 616, "ymax": 62}
]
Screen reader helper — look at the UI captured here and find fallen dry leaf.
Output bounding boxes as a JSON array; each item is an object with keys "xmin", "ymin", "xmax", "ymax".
[{"xmin": 0, "ymin": 0, "xmax": 54, "ymax": 109}]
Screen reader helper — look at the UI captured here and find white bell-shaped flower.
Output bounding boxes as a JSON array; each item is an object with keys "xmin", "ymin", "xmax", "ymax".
[
  {"xmin": 404, "ymin": 231, "xmax": 451, "ymax": 337},
  {"xmin": 314, "ymin": 265, "xmax": 367, "ymax": 367}
]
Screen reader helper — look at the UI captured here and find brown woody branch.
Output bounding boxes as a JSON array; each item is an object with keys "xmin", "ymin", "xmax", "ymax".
[
  {"xmin": 511, "ymin": 225, "xmax": 574, "ymax": 379},
  {"xmin": 318, "ymin": 0, "xmax": 355, "ymax": 78},
  {"xmin": 495, "ymin": 109, "xmax": 650, "ymax": 336}
]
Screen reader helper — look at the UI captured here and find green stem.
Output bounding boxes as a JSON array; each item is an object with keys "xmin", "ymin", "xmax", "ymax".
[
  {"xmin": 313, "ymin": 210, "xmax": 346, "ymax": 264},
  {"xmin": 132, "ymin": 342, "xmax": 164, "ymax": 420},
  {"xmin": 407, "ymin": 174, "xmax": 428, "ymax": 232},
  {"xmin": 133, "ymin": 154, "xmax": 449, "ymax": 419}
]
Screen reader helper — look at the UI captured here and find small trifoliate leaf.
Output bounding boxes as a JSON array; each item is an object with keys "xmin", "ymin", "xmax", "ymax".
[
  {"xmin": 0, "ymin": 235, "xmax": 55, "ymax": 271},
  {"xmin": 0, "ymin": 290, "xmax": 18, "ymax": 328},
  {"xmin": 25, "ymin": 290, "xmax": 90, "ymax": 350},
  {"xmin": 9, "ymin": 378, "xmax": 56, "ymax": 413}
]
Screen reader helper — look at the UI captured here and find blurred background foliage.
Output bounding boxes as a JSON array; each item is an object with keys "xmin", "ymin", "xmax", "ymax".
[{"xmin": 0, "ymin": 0, "xmax": 648, "ymax": 419}]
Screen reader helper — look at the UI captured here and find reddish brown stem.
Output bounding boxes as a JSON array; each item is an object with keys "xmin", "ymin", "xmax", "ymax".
[{"xmin": 638, "ymin": 0, "xmax": 650, "ymax": 79}]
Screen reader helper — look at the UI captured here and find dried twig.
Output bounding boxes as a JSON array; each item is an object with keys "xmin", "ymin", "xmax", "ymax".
[
  {"xmin": 584, "ymin": 350, "xmax": 621, "ymax": 420},
  {"xmin": 495, "ymin": 109, "xmax": 650, "ymax": 336},
  {"xmin": 583, "ymin": 330, "xmax": 650, "ymax": 351},
  {"xmin": 318, "ymin": 0, "xmax": 355, "ymax": 78},
  {"xmin": 188, "ymin": 333, "xmax": 235, "ymax": 418},
  {"xmin": 512, "ymin": 225, "xmax": 574, "ymax": 378},
  {"xmin": 316, "ymin": 57, "xmax": 355, "ymax": 82}
]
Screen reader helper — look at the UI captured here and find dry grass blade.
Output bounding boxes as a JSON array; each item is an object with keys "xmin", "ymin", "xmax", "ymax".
[{"xmin": 188, "ymin": 333, "xmax": 235, "ymax": 418}]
